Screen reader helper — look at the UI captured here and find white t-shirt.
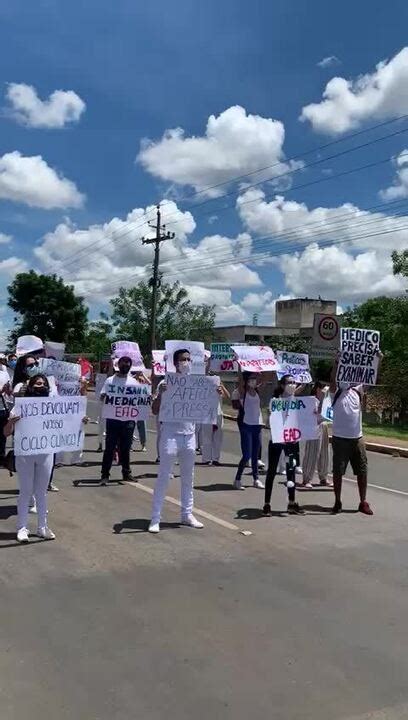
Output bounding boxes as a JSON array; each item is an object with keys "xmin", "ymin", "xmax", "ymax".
[
  {"xmin": 101, "ymin": 373, "xmax": 139, "ymax": 397},
  {"xmin": 331, "ymin": 386, "xmax": 363, "ymax": 439},
  {"xmin": 156, "ymin": 378, "xmax": 195, "ymax": 435}
]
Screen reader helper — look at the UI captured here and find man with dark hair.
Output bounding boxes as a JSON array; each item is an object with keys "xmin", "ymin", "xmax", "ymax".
[
  {"xmin": 149, "ymin": 348, "xmax": 203, "ymax": 533},
  {"xmin": 99, "ymin": 356, "xmax": 137, "ymax": 486}
]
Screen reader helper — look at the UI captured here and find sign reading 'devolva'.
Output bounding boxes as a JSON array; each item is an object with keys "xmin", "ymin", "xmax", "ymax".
[
  {"xmin": 336, "ymin": 327, "xmax": 380, "ymax": 386},
  {"xmin": 269, "ymin": 396, "xmax": 319, "ymax": 444},
  {"xmin": 276, "ymin": 351, "xmax": 312, "ymax": 384},
  {"xmin": 102, "ymin": 382, "xmax": 152, "ymax": 421},
  {"xmin": 231, "ymin": 345, "xmax": 279, "ymax": 373},
  {"xmin": 159, "ymin": 373, "xmax": 220, "ymax": 424},
  {"xmin": 14, "ymin": 396, "xmax": 87, "ymax": 456}
]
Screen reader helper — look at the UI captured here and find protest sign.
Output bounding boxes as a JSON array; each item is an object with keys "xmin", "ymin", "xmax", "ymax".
[
  {"xmin": 165, "ymin": 340, "xmax": 205, "ymax": 374},
  {"xmin": 57, "ymin": 380, "xmax": 81, "ymax": 396},
  {"xmin": 39, "ymin": 358, "xmax": 81, "ymax": 382},
  {"xmin": 159, "ymin": 373, "xmax": 220, "ymax": 424},
  {"xmin": 311, "ymin": 314, "xmax": 340, "ymax": 360},
  {"xmin": 152, "ymin": 350, "xmax": 166, "ymax": 376},
  {"xmin": 231, "ymin": 345, "xmax": 280, "ymax": 373},
  {"xmin": 210, "ymin": 343, "xmax": 238, "ymax": 372},
  {"xmin": 321, "ymin": 396, "xmax": 333, "ymax": 422},
  {"xmin": 102, "ymin": 381, "xmax": 152, "ymax": 421},
  {"xmin": 276, "ymin": 351, "xmax": 312, "ymax": 384},
  {"xmin": 14, "ymin": 396, "xmax": 87, "ymax": 456},
  {"xmin": 0, "ymin": 369, "xmax": 10, "ymax": 389},
  {"xmin": 336, "ymin": 327, "xmax": 380, "ymax": 386},
  {"xmin": 44, "ymin": 341, "xmax": 65, "ymax": 360},
  {"xmin": 269, "ymin": 396, "xmax": 319, "ymax": 443},
  {"xmin": 111, "ymin": 341, "xmax": 145, "ymax": 371},
  {"xmin": 95, "ymin": 373, "xmax": 107, "ymax": 396}
]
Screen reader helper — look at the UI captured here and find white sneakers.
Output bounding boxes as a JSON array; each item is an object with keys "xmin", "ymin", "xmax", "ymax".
[
  {"xmin": 37, "ymin": 527, "xmax": 56, "ymax": 540},
  {"xmin": 233, "ymin": 479, "xmax": 245, "ymax": 490},
  {"xmin": 29, "ymin": 502, "xmax": 37, "ymax": 514},
  {"xmin": 148, "ymin": 514, "xmax": 204, "ymax": 534},
  {"xmin": 253, "ymin": 479, "xmax": 265, "ymax": 489},
  {"xmin": 17, "ymin": 528, "xmax": 29, "ymax": 543},
  {"xmin": 181, "ymin": 514, "xmax": 204, "ymax": 529}
]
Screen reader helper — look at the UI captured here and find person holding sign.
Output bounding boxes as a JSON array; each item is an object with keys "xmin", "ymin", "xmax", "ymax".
[
  {"xmin": 99, "ymin": 356, "xmax": 140, "ymax": 485},
  {"xmin": 148, "ymin": 348, "xmax": 208, "ymax": 534},
  {"xmin": 5, "ymin": 374, "xmax": 59, "ymax": 543},
  {"xmin": 329, "ymin": 354, "xmax": 378, "ymax": 515},
  {"xmin": 233, "ymin": 371, "xmax": 264, "ymax": 491},
  {"xmin": 263, "ymin": 375, "xmax": 305, "ymax": 515}
]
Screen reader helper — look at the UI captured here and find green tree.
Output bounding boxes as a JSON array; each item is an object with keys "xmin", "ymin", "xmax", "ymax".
[
  {"xmin": 84, "ymin": 313, "xmax": 113, "ymax": 360},
  {"xmin": 342, "ymin": 295, "xmax": 408, "ymax": 419},
  {"xmin": 7, "ymin": 271, "xmax": 88, "ymax": 351},
  {"xmin": 110, "ymin": 279, "xmax": 215, "ymax": 356},
  {"xmin": 392, "ymin": 249, "xmax": 408, "ymax": 278}
]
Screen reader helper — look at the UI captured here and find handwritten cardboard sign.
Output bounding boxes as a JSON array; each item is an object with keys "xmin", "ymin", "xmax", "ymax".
[
  {"xmin": 336, "ymin": 327, "xmax": 380, "ymax": 386},
  {"xmin": 269, "ymin": 396, "xmax": 319, "ymax": 443},
  {"xmin": 152, "ymin": 350, "xmax": 166, "ymax": 376},
  {"xmin": 210, "ymin": 343, "xmax": 238, "ymax": 373},
  {"xmin": 159, "ymin": 373, "xmax": 220, "ymax": 424},
  {"xmin": 102, "ymin": 380, "xmax": 152, "ymax": 421},
  {"xmin": 231, "ymin": 345, "xmax": 280, "ymax": 373},
  {"xmin": 276, "ymin": 351, "xmax": 312, "ymax": 384},
  {"xmin": 14, "ymin": 396, "xmax": 87, "ymax": 456},
  {"xmin": 111, "ymin": 341, "xmax": 145, "ymax": 371}
]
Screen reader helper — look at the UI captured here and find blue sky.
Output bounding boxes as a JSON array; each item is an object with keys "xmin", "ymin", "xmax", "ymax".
[{"xmin": 0, "ymin": 0, "xmax": 408, "ymax": 341}]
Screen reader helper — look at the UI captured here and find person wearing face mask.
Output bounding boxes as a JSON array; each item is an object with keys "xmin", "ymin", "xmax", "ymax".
[
  {"xmin": 12, "ymin": 355, "xmax": 41, "ymax": 395},
  {"xmin": 148, "ymin": 349, "xmax": 208, "ymax": 534},
  {"xmin": 233, "ymin": 371, "xmax": 264, "ymax": 491},
  {"xmin": 301, "ymin": 381, "xmax": 331, "ymax": 488},
  {"xmin": 6, "ymin": 353, "xmax": 17, "ymax": 383},
  {"xmin": 263, "ymin": 375, "xmax": 305, "ymax": 516},
  {"xmin": 328, "ymin": 354, "xmax": 378, "ymax": 515},
  {"xmin": 4, "ymin": 374, "xmax": 56, "ymax": 543},
  {"xmin": 99, "ymin": 356, "xmax": 137, "ymax": 486}
]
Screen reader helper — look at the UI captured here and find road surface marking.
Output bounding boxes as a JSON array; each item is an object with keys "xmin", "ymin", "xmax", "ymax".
[
  {"xmin": 126, "ymin": 480, "xmax": 241, "ymax": 531},
  {"xmin": 343, "ymin": 476, "xmax": 408, "ymax": 496}
]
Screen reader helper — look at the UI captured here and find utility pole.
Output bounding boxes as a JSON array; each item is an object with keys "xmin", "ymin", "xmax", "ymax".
[{"xmin": 142, "ymin": 204, "xmax": 175, "ymax": 352}]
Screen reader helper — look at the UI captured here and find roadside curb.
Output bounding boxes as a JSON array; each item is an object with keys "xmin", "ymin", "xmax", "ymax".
[{"xmin": 223, "ymin": 414, "xmax": 408, "ymax": 459}]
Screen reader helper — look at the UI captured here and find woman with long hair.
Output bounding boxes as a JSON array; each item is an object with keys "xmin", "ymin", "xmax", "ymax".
[
  {"xmin": 12, "ymin": 354, "xmax": 41, "ymax": 395},
  {"xmin": 5, "ymin": 374, "xmax": 56, "ymax": 543},
  {"xmin": 233, "ymin": 370, "xmax": 264, "ymax": 491},
  {"xmin": 263, "ymin": 374, "xmax": 305, "ymax": 515}
]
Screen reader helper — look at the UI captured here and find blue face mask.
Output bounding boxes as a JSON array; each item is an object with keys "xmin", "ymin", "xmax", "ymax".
[
  {"xmin": 26, "ymin": 365, "xmax": 39, "ymax": 378},
  {"xmin": 8, "ymin": 359, "xmax": 16, "ymax": 369}
]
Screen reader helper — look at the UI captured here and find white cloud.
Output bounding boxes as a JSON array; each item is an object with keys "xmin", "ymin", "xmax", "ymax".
[
  {"xmin": 300, "ymin": 47, "xmax": 408, "ymax": 134},
  {"xmin": 138, "ymin": 105, "xmax": 301, "ymax": 197},
  {"xmin": 237, "ymin": 189, "xmax": 408, "ymax": 252},
  {"xmin": 279, "ymin": 243, "xmax": 407, "ymax": 303},
  {"xmin": 34, "ymin": 203, "xmax": 261, "ymax": 303},
  {"xmin": 5, "ymin": 83, "xmax": 85, "ymax": 129},
  {"xmin": 0, "ymin": 233, "xmax": 11, "ymax": 244},
  {"xmin": 0, "ymin": 151, "xmax": 84, "ymax": 209},
  {"xmin": 317, "ymin": 56, "xmax": 341, "ymax": 69},
  {"xmin": 380, "ymin": 149, "xmax": 408, "ymax": 200}
]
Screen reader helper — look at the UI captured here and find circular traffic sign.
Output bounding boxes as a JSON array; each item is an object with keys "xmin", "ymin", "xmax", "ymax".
[{"xmin": 318, "ymin": 315, "xmax": 339, "ymax": 341}]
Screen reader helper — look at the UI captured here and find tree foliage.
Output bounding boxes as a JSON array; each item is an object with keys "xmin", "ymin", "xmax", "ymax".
[
  {"xmin": 7, "ymin": 271, "xmax": 88, "ymax": 351},
  {"xmin": 83, "ymin": 313, "xmax": 113, "ymax": 359},
  {"xmin": 110, "ymin": 279, "xmax": 215, "ymax": 356},
  {"xmin": 392, "ymin": 249, "xmax": 408, "ymax": 278}
]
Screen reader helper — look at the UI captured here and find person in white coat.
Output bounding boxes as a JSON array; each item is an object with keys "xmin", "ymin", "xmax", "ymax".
[
  {"xmin": 149, "ymin": 348, "xmax": 218, "ymax": 534},
  {"xmin": 5, "ymin": 374, "xmax": 57, "ymax": 543},
  {"xmin": 201, "ymin": 378, "xmax": 230, "ymax": 466}
]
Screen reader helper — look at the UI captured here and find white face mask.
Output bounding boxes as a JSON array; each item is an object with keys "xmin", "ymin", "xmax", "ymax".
[
  {"xmin": 178, "ymin": 360, "xmax": 191, "ymax": 375},
  {"xmin": 247, "ymin": 378, "xmax": 257, "ymax": 389},
  {"xmin": 282, "ymin": 383, "xmax": 296, "ymax": 397}
]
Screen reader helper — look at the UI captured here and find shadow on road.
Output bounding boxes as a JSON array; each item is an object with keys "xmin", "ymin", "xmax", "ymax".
[
  {"xmin": 195, "ymin": 483, "xmax": 236, "ymax": 492},
  {"xmin": 0, "ymin": 504, "xmax": 17, "ymax": 520},
  {"xmin": 236, "ymin": 507, "xmax": 285, "ymax": 519},
  {"xmin": 113, "ymin": 519, "xmax": 180, "ymax": 534}
]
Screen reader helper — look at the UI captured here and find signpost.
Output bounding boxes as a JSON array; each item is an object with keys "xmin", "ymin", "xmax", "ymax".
[{"xmin": 311, "ymin": 314, "xmax": 340, "ymax": 360}]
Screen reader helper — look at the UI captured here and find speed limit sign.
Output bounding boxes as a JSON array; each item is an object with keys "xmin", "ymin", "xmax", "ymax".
[{"xmin": 312, "ymin": 314, "xmax": 340, "ymax": 359}]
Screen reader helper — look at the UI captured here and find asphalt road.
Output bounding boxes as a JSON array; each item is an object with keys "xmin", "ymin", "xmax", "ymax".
[{"xmin": 1, "ymin": 395, "xmax": 408, "ymax": 719}]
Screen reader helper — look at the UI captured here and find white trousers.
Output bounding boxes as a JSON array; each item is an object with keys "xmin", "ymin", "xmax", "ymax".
[
  {"xmin": 16, "ymin": 453, "xmax": 54, "ymax": 531},
  {"xmin": 151, "ymin": 430, "xmax": 195, "ymax": 523},
  {"xmin": 201, "ymin": 414, "xmax": 224, "ymax": 463},
  {"xmin": 156, "ymin": 416, "xmax": 161, "ymax": 459},
  {"xmin": 98, "ymin": 402, "xmax": 105, "ymax": 445}
]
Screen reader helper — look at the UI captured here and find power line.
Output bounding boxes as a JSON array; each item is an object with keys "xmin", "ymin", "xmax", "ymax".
[{"xmin": 46, "ymin": 122, "xmax": 408, "ymax": 273}]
